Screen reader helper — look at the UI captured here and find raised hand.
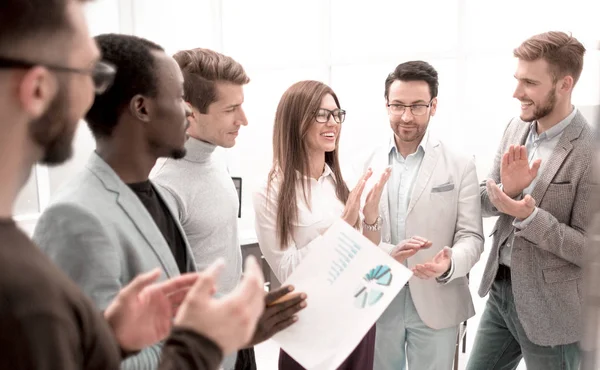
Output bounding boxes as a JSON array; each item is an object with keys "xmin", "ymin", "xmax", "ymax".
[
  {"xmin": 363, "ymin": 167, "xmax": 392, "ymax": 224},
  {"xmin": 500, "ymin": 145, "xmax": 541, "ymax": 198},
  {"xmin": 342, "ymin": 169, "xmax": 372, "ymax": 226}
]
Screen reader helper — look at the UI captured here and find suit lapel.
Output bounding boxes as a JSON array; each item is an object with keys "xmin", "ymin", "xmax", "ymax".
[
  {"xmin": 518, "ymin": 124, "xmax": 530, "ymax": 145},
  {"xmin": 377, "ymin": 146, "xmax": 392, "ymax": 243},
  {"xmin": 406, "ymin": 138, "xmax": 440, "ymax": 216},
  {"xmin": 86, "ymin": 153, "xmax": 179, "ymax": 278},
  {"xmin": 530, "ymin": 115, "xmax": 583, "ymax": 203}
]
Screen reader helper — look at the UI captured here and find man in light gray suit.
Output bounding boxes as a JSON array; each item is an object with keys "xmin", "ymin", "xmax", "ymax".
[
  {"xmin": 32, "ymin": 33, "xmax": 197, "ymax": 370},
  {"xmin": 33, "ymin": 33, "xmax": 303, "ymax": 370},
  {"xmin": 466, "ymin": 31, "xmax": 595, "ymax": 370},
  {"xmin": 356, "ymin": 61, "xmax": 484, "ymax": 370}
]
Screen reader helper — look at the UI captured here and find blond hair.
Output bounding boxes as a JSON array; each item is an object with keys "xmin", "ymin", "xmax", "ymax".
[{"xmin": 513, "ymin": 31, "xmax": 586, "ymax": 84}]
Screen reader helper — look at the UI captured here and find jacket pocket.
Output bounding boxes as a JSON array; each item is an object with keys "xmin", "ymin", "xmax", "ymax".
[
  {"xmin": 542, "ymin": 264, "xmax": 581, "ymax": 284},
  {"xmin": 431, "ymin": 183, "xmax": 455, "ymax": 193}
]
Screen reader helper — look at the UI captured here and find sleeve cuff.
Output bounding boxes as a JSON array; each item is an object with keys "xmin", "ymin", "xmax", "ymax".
[
  {"xmin": 164, "ymin": 327, "xmax": 224, "ymax": 368},
  {"xmin": 513, "ymin": 207, "xmax": 538, "ymax": 229},
  {"xmin": 436, "ymin": 257, "xmax": 454, "ymax": 284}
]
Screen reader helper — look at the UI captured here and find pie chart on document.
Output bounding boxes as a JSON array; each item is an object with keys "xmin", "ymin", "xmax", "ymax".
[{"xmin": 353, "ymin": 265, "xmax": 392, "ymax": 309}]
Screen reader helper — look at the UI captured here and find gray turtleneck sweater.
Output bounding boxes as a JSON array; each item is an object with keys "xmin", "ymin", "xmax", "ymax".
[
  {"xmin": 152, "ymin": 138, "xmax": 243, "ymax": 369},
  {"xmin": 152, "ymin": 137, "xmax": 243, "ymax": 294}
]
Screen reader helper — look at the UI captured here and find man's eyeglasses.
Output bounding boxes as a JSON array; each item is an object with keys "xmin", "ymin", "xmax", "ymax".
[
  {"xmin": 315, "ymin": 108, "xmax": 346, "ymax": 124},
  {"xmin": 387, "ymin": 99, "xmax": 433, "ymax": 117},
  {"xmin": 0, "ymin": 57, "xmax": 116, "ymax": 94}
]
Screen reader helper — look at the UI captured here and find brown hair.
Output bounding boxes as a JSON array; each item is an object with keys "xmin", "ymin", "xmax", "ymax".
[
  {"xmin": 173, "ymin": 48, "xmax": 250, "ymax": 113},
  {"xmin": 384, "ymin": 60, "xmax": 439, "ymax": 101},
  {"xmin": 268, "ymin": 80, "xmax": 351, "ymax": 249},
  {"xmin": 513, "ymin": 31, "xmax": 586, "ymax": 85},
  {"xmin": 0, "ymin": 0, "xmax": 89, "ymax": 53}
]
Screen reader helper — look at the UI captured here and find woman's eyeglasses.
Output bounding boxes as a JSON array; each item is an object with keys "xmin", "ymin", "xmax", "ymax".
[{"xmin": 314, "ymin": 108, "xmax": 346, "ymax": 124}]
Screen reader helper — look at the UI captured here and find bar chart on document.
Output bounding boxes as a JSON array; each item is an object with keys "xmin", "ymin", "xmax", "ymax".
[
  {"xmin": 271, "ymin": 220, "xmax": 411, "ymax": 370},
  {"xmin": 327, "ymin": 229, "xmax": 394, "ymax": 309},
  {"xmin": 328, "ymin": 232, "xmax": 362, "ymax": 284}
]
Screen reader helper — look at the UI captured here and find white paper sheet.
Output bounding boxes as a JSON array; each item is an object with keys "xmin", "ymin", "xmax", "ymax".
[{"xmin": 271, "ymin": 219, "xmax": 412, "ymax": 369}]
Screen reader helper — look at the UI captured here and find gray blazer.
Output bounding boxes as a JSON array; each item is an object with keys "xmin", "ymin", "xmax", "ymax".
[
  {"xmin": 478, "ymin": 111, "xmax": 595, "ymax": 346},
  {"xmin": 33, "ymin": 152, "xmax": 197, "ymax": 370}
]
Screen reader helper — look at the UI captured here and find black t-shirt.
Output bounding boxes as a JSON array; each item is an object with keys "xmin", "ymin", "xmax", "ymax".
[{"xmin": 128, "ymin": 181, "xmax": 188, "ymax": 273}]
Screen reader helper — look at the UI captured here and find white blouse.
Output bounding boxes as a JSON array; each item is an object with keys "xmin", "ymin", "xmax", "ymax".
[{"xmin": 252, "ymin": 165, "xmax": 345, "ymax": 282}]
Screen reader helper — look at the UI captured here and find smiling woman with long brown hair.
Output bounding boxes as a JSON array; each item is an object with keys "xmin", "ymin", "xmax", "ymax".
[{"xmin": 253, "ymin": 80, "xmax": 394, "ymax": 369}]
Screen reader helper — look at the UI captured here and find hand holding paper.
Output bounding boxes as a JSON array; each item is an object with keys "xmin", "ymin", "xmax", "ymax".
[{"xmin": 248, "ymin": 286, "xmax": 307, "ymax": 346}]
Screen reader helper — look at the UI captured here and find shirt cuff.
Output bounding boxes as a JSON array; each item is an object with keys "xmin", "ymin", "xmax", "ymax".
[
  {"xmin": 436, "ymin": 257, "xmax": 454, "ymax": 284},
  {"xmin": 513, "ymin": 207, "xmax": 539, "ymax": 229}
]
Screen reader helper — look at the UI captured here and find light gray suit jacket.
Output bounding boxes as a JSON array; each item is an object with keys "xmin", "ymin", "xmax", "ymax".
[
  {"xmin": 33, "ymin": 152, "xmax": 197, "ymax": 370},
  {"xmin": 479, "ymin": 111, "xmax": 596, "ymax": 346},
  {"xmin": 355, "ymin": 135, "xmax": 484, "ymax": 329}
]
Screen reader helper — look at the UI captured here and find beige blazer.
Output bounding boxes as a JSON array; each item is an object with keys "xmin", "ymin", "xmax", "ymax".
[{"xmin": 354, "ymin": 135, "xmax": 484, "ymax": 329}]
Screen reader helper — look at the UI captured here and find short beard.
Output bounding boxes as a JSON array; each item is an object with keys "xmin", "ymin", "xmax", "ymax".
[
  {"xmin": 521, "ymin": 86, "xmax": 557, "ymax": 123},
  {"xmin": 170, "ymin": 148, "xmax": 187, "ymax": 160},
  {"xmin": 29, "ymin": 79, "xmax": 76, "ymax": 166}
]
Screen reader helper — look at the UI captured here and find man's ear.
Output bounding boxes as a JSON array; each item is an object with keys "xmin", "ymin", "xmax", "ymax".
[
  {"xmin": 559, "ymin": 75, "xmax": 574, "ymax": 95},
  {"xmin": 429, "ymin": 97, "xmax": 438, "ymax": 117},
  {"xmin": 18, "ymin": 67, "xmax": 58, "ymax": 119},
  {"xmin": 186, "ymin": 101, "xmax": 199, "ymax": 124},
  {"xmin": 129, "ymin": 94, "xmax": 151, "ymax": 122}
]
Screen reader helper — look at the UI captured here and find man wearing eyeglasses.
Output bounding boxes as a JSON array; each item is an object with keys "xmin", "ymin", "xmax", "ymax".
[
  {"xmin": 0, "ymin": 1, "xmax": 269, "ymax": 370},
  {"xmin": 354, "ymin": 60, "xmax": 484, "ymax": 370},
  {"xmin": 151, "ymin": 48, "xmax": 307, "ymax": 370}
]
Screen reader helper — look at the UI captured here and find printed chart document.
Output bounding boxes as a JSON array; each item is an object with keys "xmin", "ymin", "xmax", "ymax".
[{"xmin": 271, "ymin": 219, "xmax": 412, "ymax": 369}]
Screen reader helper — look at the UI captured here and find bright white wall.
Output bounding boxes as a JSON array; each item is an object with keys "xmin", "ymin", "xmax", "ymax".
[{"xmin": 14, "ymin": 0, "xmax": 600, "ymax": 238}]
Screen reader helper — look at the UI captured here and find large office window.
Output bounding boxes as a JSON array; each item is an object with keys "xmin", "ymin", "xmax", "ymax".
[{"xmin": 17, "ymin": 0, "xmax": 600, "ymax": 239}]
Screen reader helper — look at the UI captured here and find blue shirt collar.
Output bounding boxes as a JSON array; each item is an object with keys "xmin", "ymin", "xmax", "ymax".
[{"xmin": 530, "ymin": 106, "xmax": 577, "ymax": 141}]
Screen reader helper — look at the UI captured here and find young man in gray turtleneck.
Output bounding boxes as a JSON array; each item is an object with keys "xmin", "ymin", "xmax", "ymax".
[{"xmin": 152, "ymin": 48, "xmax": 306, "ymax": 370}]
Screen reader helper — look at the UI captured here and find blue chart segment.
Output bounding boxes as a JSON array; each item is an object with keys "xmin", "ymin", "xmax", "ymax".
[
  {"xmin": 354, "ymin": 265, "xmax": 393, "ymax": 309},
  {"xmin": 327, "ymin": 232, "xmax": 362, "ymax": 284}
]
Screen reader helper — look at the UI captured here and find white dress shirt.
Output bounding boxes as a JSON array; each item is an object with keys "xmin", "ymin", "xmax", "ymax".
[{"xmin": 253, "ymin": 165, "xmax": 345, "ymax": 282}]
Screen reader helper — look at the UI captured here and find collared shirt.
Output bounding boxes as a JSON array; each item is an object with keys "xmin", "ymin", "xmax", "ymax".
[
  {"xmin": 387, "ymin": 131, "xmax": 428, "ymax": 246},
  {"xmin": 386, "ymin": 131, "xmax": 455, "ymax": 282},
  {"xmin": 499, "ymin": 107, "xmax": 577, "ymax": 267},
  {"xmin": 253, "ymin": 164, "xmax": 345, "ymax": 282}
]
